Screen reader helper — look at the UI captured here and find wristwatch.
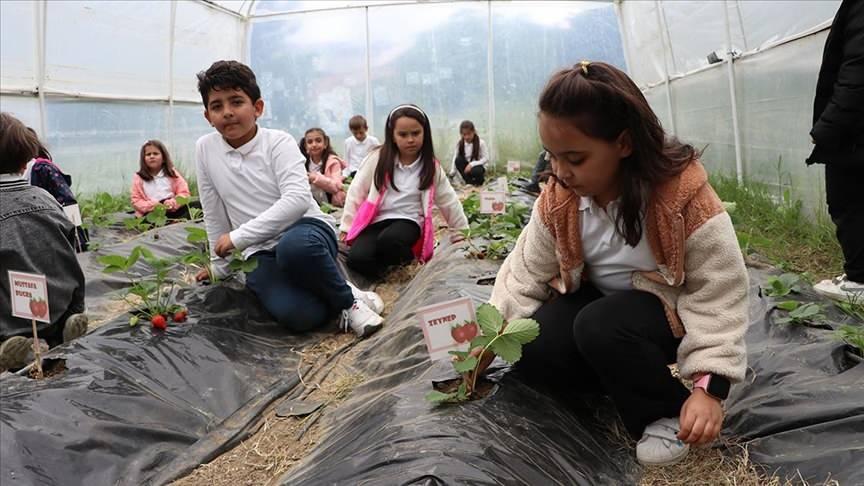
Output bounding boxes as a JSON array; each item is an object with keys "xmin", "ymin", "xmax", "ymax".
[{"xmin": 693, "ymin": 373, "xmax": 730, "ymax": 400}]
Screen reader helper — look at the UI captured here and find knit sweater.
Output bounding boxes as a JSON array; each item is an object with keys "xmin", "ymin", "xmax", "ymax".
[{"xmin": 489, "ymin": 161, "xmax": 749, "ymax": 382}]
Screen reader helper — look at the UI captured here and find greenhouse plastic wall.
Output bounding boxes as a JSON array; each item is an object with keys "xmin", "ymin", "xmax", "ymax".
[
  {"xmin": 250, "ymin": 1, "xmax": 626, "ymax": 170},
  {"xmin": 618, "ymin": 0, "xmax": 841, "ymax": 213},
  {"xmin": 0, "ymin": 0, "xmax": 242, "ymax": 194}
]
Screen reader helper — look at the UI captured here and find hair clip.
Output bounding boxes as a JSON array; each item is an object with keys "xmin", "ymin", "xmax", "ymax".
[{"xmin": 579, "ymin": 60, "xmax": 590, "ymax": 75}]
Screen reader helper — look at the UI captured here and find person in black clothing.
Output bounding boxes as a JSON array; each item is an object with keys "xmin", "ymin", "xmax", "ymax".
[
  {"xmin": 808, "ymin": 0, "xmax": 864, "ymax": 301},
  {"xmin": 524, "ymin": 150, "xmax": 551, "ymax": 194}
]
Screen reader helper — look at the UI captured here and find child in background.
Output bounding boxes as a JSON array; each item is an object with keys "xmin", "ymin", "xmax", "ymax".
[
  {"xmin": 343, "ymin": 115, "xmax": 380, "ymax": 178},
  {"xmin": 449, "ymin": 120, "xmax": 488, "ymax": 186},
  {"xmin": 130, "ymin": 140, "xmax": 191, "ymax": 219},
  {"xmin": 25, "ymin": 131, "xmax": 89, "ymax": 252},
  {"xmin": 485, "ymin": 62, "xmax": 748, "ymax": 466},
  {"xmin": 0, "ymin": 112, "xmax": 88, "ymax": 371},
  {"xmin": 301, "ymin": 128, "xmax": 347, "ymax": 207},
  {"xmin": 341, "ymin": 104, "xmax": 468, "ymax": 281},
  {"xmin": 194, "ymin": 60, "xmax": 383, "ymax": 337}
]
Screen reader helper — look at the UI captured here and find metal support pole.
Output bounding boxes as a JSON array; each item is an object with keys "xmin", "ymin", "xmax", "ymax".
[
  {"xmin": 364, "ymin": 6, "xmax": 373, "ymax": 128},
  {"xmin": 613, "ymin": 0, "xmax": 634, "ymax": 74},
  {"xmin": 723, "ymin": 0, "xmax": 744, "ymax": 185},
  {"xmin": 486, "ymin": 0, "xmax": 496, "ymax": 171},
  {"xmin": 654, "ymin": 0, "xmax": 676, "ymax": 135},
  {"xmin": 168, "ymin": 0, "xmax": 177, "ymax": 149},
  {"xmin": 36, "ymin": 0, "xmax": 47, "ymax": 138}
]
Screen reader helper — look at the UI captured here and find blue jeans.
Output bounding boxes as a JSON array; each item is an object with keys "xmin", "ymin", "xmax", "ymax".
[{"xmin": 245, "ymin": 218, "xmax": 354, "ymax": 332}]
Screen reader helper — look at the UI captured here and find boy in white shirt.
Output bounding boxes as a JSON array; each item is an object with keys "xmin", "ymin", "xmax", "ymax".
[
  {"xmin": 343, "ymin": 115, "xmax": 380, "ymax": 178},
  {"xmin": 193, "ymin": 60, "xmax": 383, "ymax": 337}
]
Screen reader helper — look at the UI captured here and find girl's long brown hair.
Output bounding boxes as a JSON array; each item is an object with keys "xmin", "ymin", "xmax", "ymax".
[
  {"xmin": 538, "ymin": 61, "xmax": 697, "ymax": 246},
  {"xmin": 301, "ymin": 128, "xmax": 339, "ymax": 175},
  {"xmin": 138, "ymin": 140, "xmax": 178, "ymax": 181}
]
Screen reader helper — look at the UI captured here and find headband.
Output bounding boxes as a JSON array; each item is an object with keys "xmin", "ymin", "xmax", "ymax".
[{"xmin": 386, "ymin": 104, "xmax": 428, "ymax": 127}]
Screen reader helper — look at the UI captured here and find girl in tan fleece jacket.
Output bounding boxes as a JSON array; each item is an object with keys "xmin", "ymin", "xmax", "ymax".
[{"xmin": 488, "ymin": 62, "xmax": 749, "ymax": 467}]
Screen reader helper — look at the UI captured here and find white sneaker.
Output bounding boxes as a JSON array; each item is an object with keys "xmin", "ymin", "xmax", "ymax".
[
  {"xmin": 814, "ymin": 274, "xmax": 864, "ymax": 302},
  {"xmin": 341, "ymin": 299, "xmax": 383, "ymax": 338},
  {"xmin": 636, "ymin": 417, "xmax": 690, "ymax": 466},
  {"xmin": 346, "ymin": 281, "xmax": 385, "ymax": 314}
]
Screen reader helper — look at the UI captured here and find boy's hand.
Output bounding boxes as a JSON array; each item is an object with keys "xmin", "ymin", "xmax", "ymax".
[
  {"xmin": 339, "ymin": 231, "xmax": 347, "ymax": 242},
  {"xmin": 214, "ymin": 233, "xmax": 235, "ymax": 258},
  {"xmin": 195, "ymin": 268, "xmax": 211, "ymax": 283},
  {"xmin": 678, "ymin": 388, "xmax": 724, "ymax": 446}
]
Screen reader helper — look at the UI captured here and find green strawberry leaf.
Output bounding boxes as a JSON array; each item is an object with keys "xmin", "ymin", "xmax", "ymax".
[
  {"xmin": 490, "ymin": 335, "xmax": 522, "ymax": 364},
  {"xmin": 449, "ymin": 350, "xmax": 470, "ymax": 360},
  {"xmin": 470, "ymin": 335, "xmax": 494, "ymax": 350},
  {"xmin": 98, "ymin": 255, "xmax": 128, "ymax": 270},
  {"xmin": 776, "ymin": 300, "xmax": 799, "ymax": 311},
  {"xmin": 477, "ymin": 303, "xmax": 504, "ymax": 336},
  {"xmin": 453, "ymin": 356, "xmax": 477, "ymax": 374},
  {"xmin": 426, "ymin": 390, "xmax": 457, "ymax": 403},
  {"xmin": 501, "ymin": 318, "xmax": 540, "ymax": 345}
]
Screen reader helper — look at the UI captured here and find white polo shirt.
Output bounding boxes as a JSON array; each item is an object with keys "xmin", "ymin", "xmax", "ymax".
[
  {"xmin": 142, "ymin": 170, "xmax": 174, "ymax": 202},
  {"xmin": 580, "ymin": 196, "xmax": 658, "ymax": 295},
  {"xmin": 373, "ymin": 155, "xmax": 423, "ymax": 227},
  {"xmin": 344, "ymin": 135, "xmax": 381, "ymax": 175},
  {"xmin": 195, "ymin": 126, "xmax": 334, "ymax": 277}
]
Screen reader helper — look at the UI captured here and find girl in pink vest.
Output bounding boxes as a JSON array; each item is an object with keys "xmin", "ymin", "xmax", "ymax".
[
  {"xmin": 130, "ymin": 140, "xmax": 191, "ymax": 218},
  {"xmin": 301, "ymin": 127, "xmax": 347, "ymax": 207},
  {"xmin": 340, "ymin": 104, "xmax": 468, "ymax": 280}
]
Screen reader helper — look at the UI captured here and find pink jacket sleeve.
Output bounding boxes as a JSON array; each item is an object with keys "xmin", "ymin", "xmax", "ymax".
[
  {"xmin": 171, "ymin": 169, "xmax": 191, "ymax": 198},
  {"xmin": 310, "ymin": 155, "xmax": 346, "ymax": 195},
  {"xmin": 130, "ymin": 173, "xmax": 159, "ymax": 216}
]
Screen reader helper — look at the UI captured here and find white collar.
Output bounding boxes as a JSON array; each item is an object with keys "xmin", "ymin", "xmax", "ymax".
[
  {"xmin": 221, "ymin": 125, "xmax": 261, "ymax": 155},
  {"xmin": 579, "ymin": 196, "xmax": 620, "ymax": 213},
  {"xmin": 0, "ymin": 172, "xmax": 26, "ymax": 182},
  {"xmin": 395, "ymin": 155, "xmax": 422, "ymax": 171}
]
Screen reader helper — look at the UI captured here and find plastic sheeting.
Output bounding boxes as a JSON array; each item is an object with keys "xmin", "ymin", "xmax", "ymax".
[
  {"xmin": 282, "ymin": 245, "xmax": 863, "ymax": 484},
  {"xmin": 725, "ymin": 270, "xmax": 864, "ymax": 484}
]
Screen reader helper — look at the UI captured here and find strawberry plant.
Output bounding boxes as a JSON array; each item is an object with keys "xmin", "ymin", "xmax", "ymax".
[
  {"xmin": 80, "ymin": 191, "xmax": 131, "ymax": 228},
  {"xmin": 762, "ymin": 273, "xmax": 802, "ymax": 298},
  {"xmin": 99, "ymin": 245, "xmax": 185, "ymax": 326},
  {"xmin": 835, "ymin": 324, "xmax": 864, "ymax": 358},
  {"xmin": 174, "ymin": 196, "xmax": 203, "ymax": 221},
  {"xmin": 835, "ymin": 293, "xmax": 864, "ymax": 322},
  {"xmin": 774, "ymin": 301, "xmax": 826, "ymax": 325},
  {"xmin": 460, "ymin": 193, "xmax": 530, "ymax": 261},
  {"xmin": 124, "ymin": 204, "xmax": 169, "ymax": 233},
  {"xmin": 426, "ymin": 304, "xmax": 539, "ymax": 403}
]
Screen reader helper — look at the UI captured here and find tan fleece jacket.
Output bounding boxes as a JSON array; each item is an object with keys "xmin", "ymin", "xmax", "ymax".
[{"xmin": 489, "ymin": 161, "xmax": 749, "ymax": 382}]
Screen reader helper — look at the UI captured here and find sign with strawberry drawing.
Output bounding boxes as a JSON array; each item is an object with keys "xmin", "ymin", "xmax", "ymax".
[
  {"xmin": 506, "ymin": 160, "xmax": 521, "ymax": 174},
  {"xmin": 8, "ymin": 271, "xmax": 50, "ymax": 323},
  {"xmin": 417, "ymin": 297, "xmax": 477, "ymax": 361},
  {"xmin": 480, "ymin": 191, "xmax": 506, "ymax": 215}
]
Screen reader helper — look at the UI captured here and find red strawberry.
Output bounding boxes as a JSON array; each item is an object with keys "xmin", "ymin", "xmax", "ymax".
[
  {"xmin": 173, "ymin": 309, "xmax": 187, "ymax": 323},
  {"xmin": 151, "ymin": 314, "xmax": 167, "ymax": 329},
  {"xmin": 29, "ymin": 298, "xmax": 48, "ymax": 318},
  {"xmin": 462, "ymin": 322, "xmax": 478, "ymax": 341},
  {"xmin": 451, "ymin": 325, "xmax": 467, "ymax": 343}
]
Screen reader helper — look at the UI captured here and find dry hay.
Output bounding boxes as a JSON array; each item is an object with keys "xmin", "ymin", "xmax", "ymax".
[{"xmin": 171, "ymin": 332, "xmax": 364, "ymax": 486}]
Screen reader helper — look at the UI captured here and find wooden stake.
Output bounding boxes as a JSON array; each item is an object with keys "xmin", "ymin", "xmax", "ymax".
[{"xmin": 30, "ymin": 318, "xmax": 43, "ymax": 379}]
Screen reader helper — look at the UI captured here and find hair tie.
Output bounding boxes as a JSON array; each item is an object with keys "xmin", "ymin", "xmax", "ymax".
[
  {"xmin": 387, "ymin": 104, "xmax": 428, "ymax": 127},
  {"xmin": 578, "ymin": 60, "xmax": 590, "ymax": 75}
]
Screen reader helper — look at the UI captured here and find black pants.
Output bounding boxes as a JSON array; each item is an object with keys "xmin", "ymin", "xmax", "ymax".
[
  {"xmin": 826, "ymin": 163, "xmax": 864, "ymax": 282},
  {"xmin": 454, "ymin": 155, "xmax": 486, "ymax": 186},
  {"xmin": 526, "ymin": 151, "xmax": 551, "ymax": 192},
  {"xmin": 346, "ymin": 219, "xmax": 421, "ymax": 280},
  {"xmin": 517, "ymin": 285, "xmax": 690, "ymax": 438}
]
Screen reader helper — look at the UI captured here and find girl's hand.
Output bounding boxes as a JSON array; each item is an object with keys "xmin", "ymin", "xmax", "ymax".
[
  {"xmin": 464, "ymin": 166, "xmax": 472, "ymax": 175},
  {"xmin": 678, "ymin": 389, "xmax": 724, "ymax": 446},
  {"xmin": 214, "ymin": 233, "xmax": 235, "ymax": 258},
  {"xmin": 164, "ymin": 198, "xmax": 177, "ymax": 210},
  {"xmin": 339, "ymin": 231, "xmax": 347, "ymax": 242}
]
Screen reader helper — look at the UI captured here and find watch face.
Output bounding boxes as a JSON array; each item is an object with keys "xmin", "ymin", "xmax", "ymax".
[{"xmin": 708, "ymin": 376, "xmax": 731, "ymax": 400}]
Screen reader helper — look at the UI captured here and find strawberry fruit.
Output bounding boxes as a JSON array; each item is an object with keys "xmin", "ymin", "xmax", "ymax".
[
  {"xmin": 173, "ymin": 309, "xmax": 187, "ymax": 323},
  {"xmin": 151, "ymin": 314, "xmax": 167, "ymax": 329}
]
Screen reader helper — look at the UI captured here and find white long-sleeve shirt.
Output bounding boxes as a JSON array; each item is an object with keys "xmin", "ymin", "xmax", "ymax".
[
  {"xmin": 449, "ymin": 139, "xmax": 488, "ymax": 175},
  {"xmin": 195, "ymin": 127, "xmax": 334, "ymax": 278},
  {"xmin": 344, "ymin": 135, "xmax": 380, "ymax": 175}
]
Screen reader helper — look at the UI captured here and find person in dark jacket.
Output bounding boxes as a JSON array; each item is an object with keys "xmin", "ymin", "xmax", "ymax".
[
  {"xmin": 808, "ymin": 0, "xmax": 864, "ymax": 301},
  {"xmin": 0, "ymin": 113, "xmax": 88, "ymax": 371}
]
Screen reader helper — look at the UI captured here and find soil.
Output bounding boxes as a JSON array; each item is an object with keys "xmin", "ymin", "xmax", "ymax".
[
  {"xmin": 27, "ymin": 358, "xmax": 66, "ymax": 380},
  {"xmin": 432, "ymin": 376, "xmax": 496, "ymax": 401}
]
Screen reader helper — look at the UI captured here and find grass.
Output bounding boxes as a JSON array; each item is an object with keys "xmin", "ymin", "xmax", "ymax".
[{"xmin": 710, "ymin": 174, "xmax": 842, "ymax": 281}]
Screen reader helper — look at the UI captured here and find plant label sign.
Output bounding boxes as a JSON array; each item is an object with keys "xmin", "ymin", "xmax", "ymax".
[
  {"xmin": 480, "ymin": 191, "xmax": 507, "ymax": 215},
  {"xmin": 63, "ymin": 203, "xmax": 83, "ymax": 226},
  {"xmin": 417, "ymin": 297, "xmax": 477, "ymax": 361},
  {"xmin": 506, "ymin": 160, "xmax": 521, "ymax": 174},
  {"xmin": 8, "ymin": 271, "xmax": 50, "ymax": 323},
  {"xmin": 496, "ymin": 176, "xmax": 509, "ymax": 193}
]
